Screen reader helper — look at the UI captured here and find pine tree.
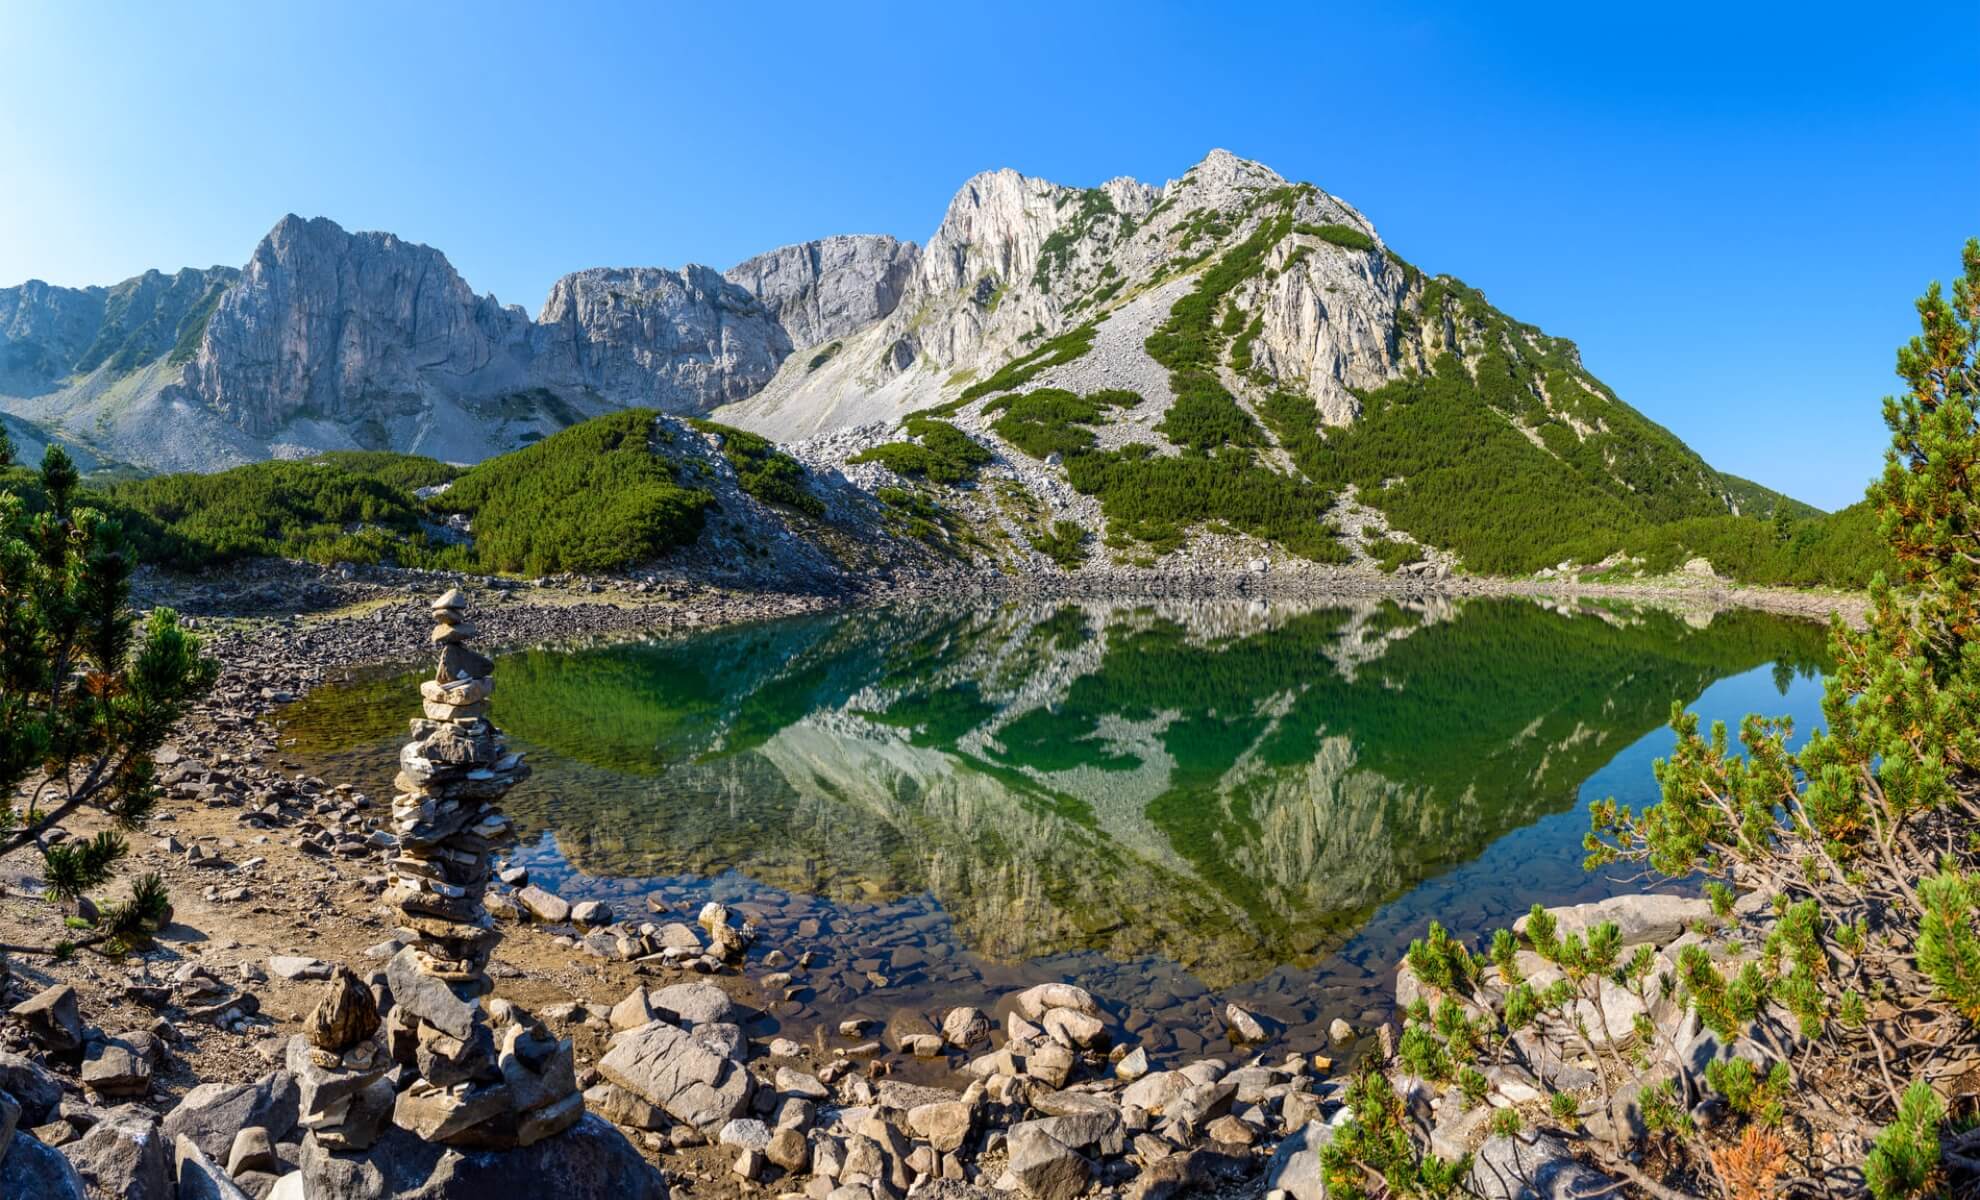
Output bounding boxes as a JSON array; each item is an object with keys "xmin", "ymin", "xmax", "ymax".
[{"xmin": 0, "ymin": 445, "xmax": 217, "ymax": 956}]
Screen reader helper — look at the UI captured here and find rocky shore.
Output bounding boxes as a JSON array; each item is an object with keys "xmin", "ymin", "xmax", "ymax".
[{"xmin": 0, "ymin": 559, "xmax": 1860, "ymax": 1199}]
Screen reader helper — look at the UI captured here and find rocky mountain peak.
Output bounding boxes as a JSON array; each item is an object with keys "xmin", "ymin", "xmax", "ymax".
[{"xmin": 724, "ymin": 234, "xmax": 918, "ymax": 351}]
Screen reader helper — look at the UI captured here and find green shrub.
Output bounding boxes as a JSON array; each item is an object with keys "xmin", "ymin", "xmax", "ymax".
[
  {"xmin": 960, "ymin": 324, "xmax": 1098, "ymax": 401},
  {"xmin": 688, "ymin": 419, "xmax": 822, "ymax": 516},
  {"xmin": 435, "ymin": 409, "xmax": 710, "ymax": 574},
  {"xmin": 1296, "ymin": 222, "xmax": 1376, "ymax": 251},
  {"xmin": 106, "ymin": 459, "xmax": 435, "ymax": 567},
  {"xmin": 1031, "ymin": 519, "xmax": 1088, "ymax": 569},
  {"xmin": 987, "ymin": 388, "xmax": 1140, "ymax": 459},
  {"xmin": 849, "ymin": 418, "xmax": 991, "ymax": 484}
]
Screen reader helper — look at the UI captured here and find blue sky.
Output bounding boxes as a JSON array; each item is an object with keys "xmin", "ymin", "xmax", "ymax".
[{"xmin": 2, "ymin": 2, "xmax": 1974, "ymax": 509}]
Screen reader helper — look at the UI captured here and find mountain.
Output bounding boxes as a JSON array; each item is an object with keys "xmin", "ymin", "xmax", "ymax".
[
  {"xmin": 0, "ymin": 149, "xmax": 1822, "ymax": 576},
  {"xmin": 0, "ymin": 218, "xmax": 916, "ymax": 471}
]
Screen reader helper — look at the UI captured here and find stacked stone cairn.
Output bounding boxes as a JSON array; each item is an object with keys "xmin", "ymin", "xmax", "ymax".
[{"xmin": 291, "ymin": 589, "xmax": 585, "ymax": 1152}]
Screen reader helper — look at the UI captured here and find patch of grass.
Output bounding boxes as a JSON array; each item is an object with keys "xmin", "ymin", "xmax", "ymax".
[
  {"xmin": 688, "ymin": 419, "xmax": 822, "ymax": 516},
  {"xmin": 806, "ymin": 341, "xmax": 842, "ymax": 372},
  {"xmin": 300, "ymin": 450, "xmax": 459, "ymax": 491},
  {"xmin": 435, "ymin": 409, "xmax": 710, "ymax": 574},
  {"xmin": 849, "ymin": 418, "xmax": 991, "ymax": 484},
  {"xmin": 986, "ymin": 388, "xmax": 1141, "ymax": 459},
  {"xmin": 1035, "ymin": 189, "xmax": 1123, "ymax": 291},
  {"xmin": 1296, "ymin": 222, "xmax": 1376, "ymax": 251},
  {"xmin": 1064, "ymin": 445, "xmax": 1347, "ymax": 562},
  {"xmin": 1372, "ymin": 537, "xmax": 1423, "ymax": 573},
  {"xmin": 959, "ymin": 324, "xmax": 1099, "ymax": 401},
  {"xmin": 1031, "ymin": 519, "xmax": 1089, "ymax": 569}
]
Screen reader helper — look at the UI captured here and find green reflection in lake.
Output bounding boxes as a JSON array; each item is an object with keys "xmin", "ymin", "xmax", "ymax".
[{"xmin": 277, "ymin": 597, "xmax": 1830, "ymax": 988}]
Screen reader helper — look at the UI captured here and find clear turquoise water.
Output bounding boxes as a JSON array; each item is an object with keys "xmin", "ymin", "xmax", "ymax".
[{"xmin": 279, "ymin": 595, "xmax": 1830, "ymax": 1058}]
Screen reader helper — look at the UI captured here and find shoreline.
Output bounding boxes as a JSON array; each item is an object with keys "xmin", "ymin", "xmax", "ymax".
[{"xmin": 0, "ymin": 557, "xmax": 1861, "ymax": 1198}]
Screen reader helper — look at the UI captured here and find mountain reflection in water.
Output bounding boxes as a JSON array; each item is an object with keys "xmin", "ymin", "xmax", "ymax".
[{"xmin": 278, "ymin": 596, "xmax": 1830, "ymax": 1057}]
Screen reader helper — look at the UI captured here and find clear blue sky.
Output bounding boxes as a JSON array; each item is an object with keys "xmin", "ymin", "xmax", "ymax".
[{"xmin": 3, "ymin": 2, "xmax": 1974, "ymax": 509}]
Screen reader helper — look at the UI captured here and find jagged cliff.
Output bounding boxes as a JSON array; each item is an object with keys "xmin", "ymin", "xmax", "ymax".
[
  {"xmin": 0, "ymin": 220, "xmax": 916, "ymax": 471},
  {"xmin": 0, "ymin": 149, "xmax": 1804, "ymax": 574}
]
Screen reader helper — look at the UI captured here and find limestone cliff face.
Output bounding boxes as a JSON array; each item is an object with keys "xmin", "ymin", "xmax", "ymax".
[
  {"xmin": 533, "ymin": 265, "xmax": 790, "ymax": 411},
  {"xmin": 724, "ymin": 235, "xmax": 918, "ymax": 350},
  {"xmin": 177, "ymin": 216, "xmax": 537, "ymax": 438},
  {"xmin": 719, "ymin": 149, "xmax": 1410, "ymax": 436},
  {"xmin": 0, "ymin": 267, "xmax": 238, "ymax": 394}
]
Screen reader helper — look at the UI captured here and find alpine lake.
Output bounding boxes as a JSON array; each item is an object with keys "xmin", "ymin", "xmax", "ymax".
[{"xmin": 275, "ymin": 595, "xmax": 1832, "ymax": 1063}]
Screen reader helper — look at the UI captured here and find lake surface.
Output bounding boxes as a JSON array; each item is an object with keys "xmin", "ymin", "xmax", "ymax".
[{"xmin": 278, "ymin": 596, "xmax": 1831, "ymax": 1060}]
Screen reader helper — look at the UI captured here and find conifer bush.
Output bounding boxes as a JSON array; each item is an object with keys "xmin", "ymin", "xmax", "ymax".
[
  {"xmin": 1324, "ymin": 241, "xmax": 1980, "ymax": 1197},
  {"xmin": 0, "ymin": 439, "xmax": 216, "ymax": 958}
]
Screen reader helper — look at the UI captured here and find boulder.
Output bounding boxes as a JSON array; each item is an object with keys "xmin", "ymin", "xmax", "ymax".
[
  {"xmin": 174, "ymin": 1135, "xmax": 253, "ymax": 1200},
  {"xmin": 941, "ymin": 1007, "xmax": 990, "ymax": 1049},
  {"xmin": 2, "ymin": 1130, "xmax": 88, "ymax": 1199},
  {"xmin": 296, "ymin": 1113, "xmax": 666, "ymax": 1199},
  {"xmin": 906, "ymin": 1099, "xmax": 976, "ymax": 1152},
  {"xmin": 1514, "ymin": 893, "xmax": 1712, "ymax": 949},
  {"xmin": 515, "ymin": 886, "xmax": 571, "ymax": 925},
  {"xmin": 1469, "ymin": 1132, "xmax": 1618, "ymax": 1200},
  {"xmin": 649, "ymin": 982, "xmax": 735, "ymax": 1028},
  {"xmin": 11, "ymin": 983, "xmax": 84, "ymax": 1053},
  {"xmin": 1004, "ymin": 1125, "xmax": 1090, "ymax": 1200},
  {"xmin": 62, "ymin": 1103, "xmax": 171, "ymax": 1200},
  {"xmin": 309, "ymin": 967, "xmax": 382, "ymax": 1052},
  {"xmin": 227, "ymin": 1125, "xmax": 279, "ymax": 1175},
  {"xmin": 610, "ymin": 988, "xmax": 660, "ymax": 1032},
  {"xmin": 1042, "ymin": 1008, "xmax": 1107, "ymax": 1049},
  {"xmin": 0, "ymin": 1088, "xmax": 15, "ymax": 1162},
  {"xmin": 1264, "ymin": 1119, "xmax": 1335, "ymax": 1200},
  {"xmin": 1012, "ymin": 983, "xmax": 1097, "ymax": 1021},
  {"xmin": 598, "ymin": 1020, "xmax": 751, "ymax": 1130},
  {"xmin": 162, "ymin": 1071, "xmax": 302, "ymax": 1160},
  {"xmin": 765, "ymin": 1125, "xmax": 809, "ymax": 1172},
  {"xmin": 570, "ymin": 901, "xmax": 612, "ymax": 928},
  {"xmin": 81, "ymin": 1036, "xmax": 153, "ymax": 1096},
  {"xmin": 270, "ymin": 956, "xmax": 333, "ymax": 981},
  {"xmin": 385, "ymin": 948, "xmax": 479, "ymax": 1040},
  {"xmin": 0, "ymin": 1052, "xmax": 64, "ymax": 1124}
]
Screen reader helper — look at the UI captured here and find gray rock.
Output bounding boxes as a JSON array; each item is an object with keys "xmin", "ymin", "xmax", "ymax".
[
  {"xmin": 649, "ymin": 982, "xmax": 736, "ymax": 1028},
  {"xmin": 1004, "ymin": 1125, "xmax": 1090, "ymax": 1200},
  {"xmin": 719, "ymin": 1118, "xmax": 772, "ymax": 1151},
  {"xmin": 0, "ymin": 1088, "xmax": 17, "ymax": 1162},
  {"xmin": 175, "ymin": 1134, "xmax": 253, "ymax": 1200},
  {"xmin": 1513, "ymin": 893, "xmax": 1713, "ymax": 949},
  {"xmin": 11, "ymin": 983, "xmax": 84, "ymax": 1053},
  {"xmin": 269, "ymin": 956, "xmax": 332, "ymax": 981},
  {"xmin": 385, "ymin": 947, "xmax": 479, "ymax": 1040},
  {"xmin": 162, "ymin": 1071, "xmax": 301, "ymax": 1160},
  {"xmin": 61, "ymin": 1103, "xmax": 171, "ymax": 1200},
  {"xmin": 227, "ymin": 1125, "xmax": 279, "ymax": 1175},
  {"xmin": 1264, "ymin": 1119, "xmax": 1335, "ymax": 1200},
  {"xmin": 81, "ymin": 1036, "xmax": 154, "ymax": 1096},
  {"xmin": 1468, "ymin": 1133, "xmax": 1617, "ymax": 1200},
  {"xmin": 2, "ymin": 1129, "xmax": 89, "ymax": 1199},
  {"xmin": 296, "ymin": 1113, "xmax": 666, "ymax": 1199},
  {"xmin": 598, "ymin": 1019, "xmax": 752, "ymax": 1130},
  {"xmin": 0, "ymin": 1052, "xmax": 65, "ymax": 1124},
  {"xmin": 726, "ymin": 235, "xmax": 919, "ymax": 350}
]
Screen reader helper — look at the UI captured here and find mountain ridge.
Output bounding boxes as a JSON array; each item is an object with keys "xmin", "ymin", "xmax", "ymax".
[{"xmin": 0, "ymin": 149, "xmax": 1829, "ymax": 577}]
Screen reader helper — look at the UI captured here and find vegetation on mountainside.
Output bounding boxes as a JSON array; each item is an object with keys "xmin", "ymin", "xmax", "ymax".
[
  {"xmin": 1030, "ymin": 518, "xmax": 1088, "ymax": 568},
  {"xmin": 1035, "ymin": 188, "xmax": 1129, "ymax": 291},
  {"xmin": 433, "ymin": 410, "xmax": 709, "ymax": 574},
  {"xmin": 688, "ymin": 419, "xmax": 823, "ymax": 516},
  {"xmin": 101, "ymin": 455, "xmax": 443, "ymax": 567},
  {"xmin": 958, "ymin": 323, "xmax": 1098, "ymax": 401},
  {"xmin": 987, "ymin": 388, "xmax": 1141, "ymax": 459},
  {"xmin": 0, "ymin": 437, "xmax": 215, "ymax": 960},
  {"xmin": 849, "ymin": 417, "xmax": 992, "ymax": 484},
  {"xmin": 1329, "ymin": 240, "xmax": 1980, "ymax": 1200},
  {"xmin": 1295, "ymin": 221, "xmax": 1377, "ymax": 251}
]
